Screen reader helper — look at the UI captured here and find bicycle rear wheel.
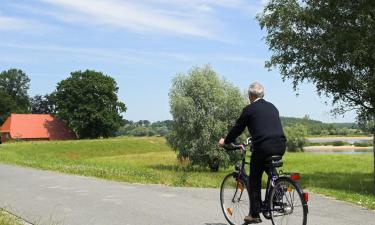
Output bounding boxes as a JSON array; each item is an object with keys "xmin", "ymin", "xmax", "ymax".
[
  {"xmin": 220, "ymin": 172, "xmax": 250, "ymax": 225},
  {"xmin": 269, "ymin": 177, "xmax": 307, "ymax": 225}
]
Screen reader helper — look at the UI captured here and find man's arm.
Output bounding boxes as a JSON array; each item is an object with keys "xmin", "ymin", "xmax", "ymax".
[{"xmin": 224, "ymin": 107, "xmax": 248, "ymax": 144}]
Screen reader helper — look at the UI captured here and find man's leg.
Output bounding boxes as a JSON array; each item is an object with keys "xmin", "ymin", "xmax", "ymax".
[{"xmin": 248, "ymin": 152, "xmax": 265, "ymax": 218}]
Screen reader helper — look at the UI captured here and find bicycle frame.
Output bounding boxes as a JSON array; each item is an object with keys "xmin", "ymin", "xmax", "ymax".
[
  {"xmin": 236, "ymin": 159, "xmax": 281, "ymax": 214},
  {"xmin": 232, "ymin": 139, "xmax": 285, "ymax": 214}
]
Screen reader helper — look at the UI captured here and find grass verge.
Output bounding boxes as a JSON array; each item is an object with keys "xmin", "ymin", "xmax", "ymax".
[
  {"xmin": 0, "ymin": 209, "xmax": 24, "ymax": 225},
  {"xmin": 0, "ymin": 136, "xmax": 374, "ymax": 209}
]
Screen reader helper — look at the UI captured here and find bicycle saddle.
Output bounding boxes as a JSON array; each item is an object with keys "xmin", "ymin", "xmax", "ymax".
[{"xmin": 265, "ymin": 155, "xmax": 283, "ymax": 168}]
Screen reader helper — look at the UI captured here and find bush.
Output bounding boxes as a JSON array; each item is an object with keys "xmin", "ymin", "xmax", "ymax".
[
  {"xmin": 155, "ymin": 126, "xmax": 169, "ymax": 136},
  {"xmin": 331, "ymin": 141, "xmax": 346, "ymax": 146},
  {"xmin": 353, "ymin": 141, "xmax": 373, "ymax": 147},
  {"xmin": 167, "ymin": 65, "xmax": 246, "ymax": 171},
  {"xmin": 284, "ymin": 124, "xmax": 307, "ymax": 152},
  {"xmin": 130, "ymin": 127, "xmax": 150, "ymax": 137}
]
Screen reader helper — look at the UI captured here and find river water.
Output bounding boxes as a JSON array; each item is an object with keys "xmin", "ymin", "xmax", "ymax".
[
  {"xmin": 307, "ymin": 137, "xmax": 373, "ymax": 144},
  {"xmin": 305, "ymin": 137, "xmax": 373, "ymax": 154}
]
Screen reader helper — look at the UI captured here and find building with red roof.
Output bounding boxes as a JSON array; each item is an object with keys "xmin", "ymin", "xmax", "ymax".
[{"xmin": 0, "ymin": 114, "xmax": 76, "ymax": 143}]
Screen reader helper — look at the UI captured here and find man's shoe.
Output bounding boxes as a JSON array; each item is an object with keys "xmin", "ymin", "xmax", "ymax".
[{"xmin": 244, "ymin": 216, "xmax": 262, "ymax": 224}]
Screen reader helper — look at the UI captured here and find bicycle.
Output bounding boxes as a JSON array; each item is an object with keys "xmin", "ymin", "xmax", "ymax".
[{"xmin": 220, "ymin": 138, "xmax": 308, "ymax": 225}]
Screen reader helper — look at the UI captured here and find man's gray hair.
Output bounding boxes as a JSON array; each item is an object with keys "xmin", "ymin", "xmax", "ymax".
[{"xmin": 248, "ymin": 82, "xmax": 264, "ymax": 99}]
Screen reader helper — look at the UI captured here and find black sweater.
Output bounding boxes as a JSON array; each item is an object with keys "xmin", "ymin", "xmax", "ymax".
[{"xmin": 225, "ymin": 99, "xmax": 286, "ymax": 153}]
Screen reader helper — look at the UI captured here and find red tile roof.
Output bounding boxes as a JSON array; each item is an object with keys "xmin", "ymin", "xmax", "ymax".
[{"xmin": 0, "ymin": 114, "xmax": 76, "ymax": 140}]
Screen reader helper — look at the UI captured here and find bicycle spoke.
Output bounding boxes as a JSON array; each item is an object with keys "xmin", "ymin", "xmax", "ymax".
[
  {"xmin": 270, "ymin": 178, "xmax": 307, "ymax": 225},
  {"xmin": 221, "ymin": 174, "xmax": 250, "ymax": 225}
]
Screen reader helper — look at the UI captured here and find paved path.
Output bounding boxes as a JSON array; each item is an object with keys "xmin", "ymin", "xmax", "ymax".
[{"xmin": 0, "ymin": 164, "xmax": 374, "ymax": 225}]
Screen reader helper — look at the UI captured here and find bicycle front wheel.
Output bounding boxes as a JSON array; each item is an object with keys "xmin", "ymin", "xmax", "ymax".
[
  {"xmin": 269, "ymin": 177, "xmax": 307, "ymax": 225},
  {"xmin": 220, "ymin": 172, "xmax": 250, "ymax": 225}
]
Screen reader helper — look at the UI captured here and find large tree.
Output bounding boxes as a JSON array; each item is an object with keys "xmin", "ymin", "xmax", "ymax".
[
  {"xmin": 0, "ymin": 90, "xmax": 18, "ymax": 123},
  {"xmin": 0, "ymin": 69, "xmax": 31, "ymax": 123},
  {"xmin": 257, "ymin": 0, "xmax": 375, "ymax": 194},
  {"xmin": 167, "ymin": 65, "xmax": 246, "ymax": 171},
  {"xmin": 30, "ymin": 94, "xmax": 56, "ymax": 114},
  {"xmin": 53, "ymin": 70, "xmax": 126, "ymax": 138}
]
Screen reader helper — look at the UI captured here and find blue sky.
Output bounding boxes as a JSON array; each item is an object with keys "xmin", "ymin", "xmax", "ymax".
[{"xmin": 0, "ymin": 0, "xmax": 357, "ymax": 123}]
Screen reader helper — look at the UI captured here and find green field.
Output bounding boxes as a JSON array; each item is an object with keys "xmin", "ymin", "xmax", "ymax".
[{"xmin": 0, "ymin": 137, "xmax": 374, "ymax": 209}]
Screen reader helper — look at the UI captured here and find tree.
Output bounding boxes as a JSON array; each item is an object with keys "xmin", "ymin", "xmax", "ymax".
[
  {"xmin": 53, "ymin": 70, "xmax": 126, "ymax": 138},
  {"xmin": 30, "ymin": 94, "xmax": 56, "ymax": 114},
  {"xmin": 257, "ymin": 0, "xmax": 375, "ymax": 194},
  {"xmin": 129, "ymin": 126, "xmax": 151, "ymax": 136},
  {"xmin": 135, "ymin": 120, "xmax": 150, "ymax": 127},
  {"xmin": 0, "ymin": 69, "xmax": 31, "ymax": 123},
  {"xmin": 284, "ymin": 124, "xmax": 307, "ymax": 152},
  {"xmin": 167, "ymin": 65, "xmax": 246, "ymax": 171},
  {"xmin": 0, "ymin": 90, "xmax": 18, "ymax": 123}
]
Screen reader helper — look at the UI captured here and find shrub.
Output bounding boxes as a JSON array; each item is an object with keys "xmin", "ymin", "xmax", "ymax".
[
  {"xmin": 130, "ymin": 127, "xmax": 150, "ymax": 137},
  {"xmin": 167, "ymin": 65, "xmax": 246, "ymax": 171},
  {"xmin": 331, "ymin": 141, "xmax": 346, "ymax": 146},
  {"xmin": 284, "ymin": 124, "xmax": 307, "ymax": 152},
  {"xmin": 353, "ymin": 141, "xmax": 373, "ymax": 147}
]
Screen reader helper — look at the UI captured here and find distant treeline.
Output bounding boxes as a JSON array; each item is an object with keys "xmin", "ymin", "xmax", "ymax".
[
  {"xmin": 281, "ymin": 115, "xmax": 363, "ymax": 136},
  {"xmin": 117, "ymin": 115, "xmax": 365, "ymax": 137},
  {"xmin": 116, "ymin": 120, "xmax": 172, "ymax": 137}
]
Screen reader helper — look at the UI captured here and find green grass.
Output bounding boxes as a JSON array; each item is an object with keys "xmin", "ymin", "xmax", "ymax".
[
  {"xmin": 353, "ymin": 141, "xmax": 373, "ymax": 147},
  {"xmin": 0, "ymin": 137, "xmax": 374, "ymax": 209},
  {"xmin": 0, "ymin": 209, "xmax": 23, "ymax": 225},
  {"xmin": 305, "ymin": 141, "xmax": 353, "ymax": 146}
]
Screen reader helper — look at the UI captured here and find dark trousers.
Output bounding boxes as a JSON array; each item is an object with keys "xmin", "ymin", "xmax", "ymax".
[{"xmin": 249, "ymin": 145, "xmax": 285, "ymax": 217}]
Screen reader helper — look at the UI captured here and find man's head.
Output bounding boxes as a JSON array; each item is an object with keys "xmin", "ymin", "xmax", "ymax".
[{"xmin": 248, "ymin": 82, "xmax": 264, "ymax": 103}]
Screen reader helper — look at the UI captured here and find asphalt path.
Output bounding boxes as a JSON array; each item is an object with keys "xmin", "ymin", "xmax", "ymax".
[{"xmin": 0, "ymin": 164, "xmax": 374, "ymax": 225}]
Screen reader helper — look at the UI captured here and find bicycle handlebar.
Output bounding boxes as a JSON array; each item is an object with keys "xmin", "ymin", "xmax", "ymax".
[{"xmin": 223, "ymin": 137, "xmax": 252, "ymax": 152}]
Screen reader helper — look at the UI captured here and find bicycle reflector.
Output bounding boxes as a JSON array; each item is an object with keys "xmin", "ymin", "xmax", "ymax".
[
  {"xmin": 303, "ymin": 192, "xmax": 309, "ymax": 202},
  {"xmin": 290, "ymin": 173, "xmax": 300, "ymax": 181}
]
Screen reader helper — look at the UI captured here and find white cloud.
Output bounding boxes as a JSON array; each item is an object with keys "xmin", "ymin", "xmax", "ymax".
[
  {"xmin": 0, "ymin": 14, "xmax": 60, "ymax": 34},
  {"xmin": 34, "ymin": 0, "xmax": 263, "ymax": 41},
  {"xmin": 38, "ymin": 0, "xmax": 219, "ymax": 39},
  {"xmin": 0, "ymin": 43, "xmax": 139, "ymax": 63},
  {"xmin": 0, "ymin": 42, "xmax": 265, "ymax": 65},
  {"xmin": 0, "ymin": 15, "xmax": 39, "ymax": 31}
]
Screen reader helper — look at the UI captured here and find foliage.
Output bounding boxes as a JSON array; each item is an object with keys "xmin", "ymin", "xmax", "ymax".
[
  {"xmin": 118, "ymin": 117, "xmax": 365, "ymax": 138},
  {"xmin": 128, "ymin": 126, "xmax": 156, "ymax": 136},
  {"xmin": 167, "ymin": 65, "xmax": 246, "ymax": 171},
  {"xmin": 0, "ymin": 69, "xmax": 31, "ymax": 123},
  {"xmin": 281, "ymin": 116, "xmax": 363, "ymax": 136},
  {"xmin": 0, "ymin": 137, "xmax": 374, "ymax": 209},
  {"xmin": 305, "ymin": 141, "xmax": 351, "ymax": 147},
  {"xmin": 258, "ymin": 0, "xmax": 375, "ymax": 193},
  {"xmin": 116, "ymin": 120, "xmax": 171, "ymax": 137},
  {"xmin": 284, "ymin": 123, "xmax": 307, "ymax": 152},
  {"xmin": 258, "ymin": 0, "xmax": 375, "ymax": 117},
  {"xmin": 30, "ymin": 94, "xmax": 56, "ymax": 114},
  {"xmin": 53, "ymin": 70, "xmax": 126, "ymax": 138},
  {"xmin": 357, "ymin": 114, "xmax": 375, "ymax": 134},
  {"xmin": 0, "ymin": 209, "xmax": 23, "ymax": 225},
  {"xmin": 330, "ymin": 141, "xmax": 346, "ymax": 146},
  {"xmin": 0, "ymin": 90, "xmax": 18, "ymax": 123},
  {"xmin": 354, "ymin": 141, "xmax": 373, "ymax": 147}
]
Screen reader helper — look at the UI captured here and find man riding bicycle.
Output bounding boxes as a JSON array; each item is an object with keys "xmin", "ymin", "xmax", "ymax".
[{"xmin": 219, "ymin": 82, "xmax": 286, "ymax": 224}]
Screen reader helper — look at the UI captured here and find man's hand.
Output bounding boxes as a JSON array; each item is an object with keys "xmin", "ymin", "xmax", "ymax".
[{"xmin": 218, "ymin": 138, "xmax": 225, "ymax": 147}]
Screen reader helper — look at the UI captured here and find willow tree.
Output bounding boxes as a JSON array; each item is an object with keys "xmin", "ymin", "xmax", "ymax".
[
  {"xmin": 168, "ymin": 65, "xmax": 246, "ymax": 171},
  {"xmin": 257, "ymin": 0, "xmax": 375, "ymax": 194}
]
